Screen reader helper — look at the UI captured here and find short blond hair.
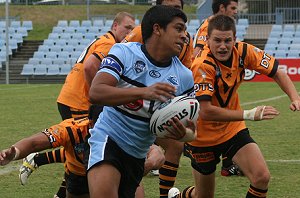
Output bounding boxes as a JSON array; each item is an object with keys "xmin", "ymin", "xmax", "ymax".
[{"xmin": 113, "ymin": 12, "xmax": 135, "ymax": 26}]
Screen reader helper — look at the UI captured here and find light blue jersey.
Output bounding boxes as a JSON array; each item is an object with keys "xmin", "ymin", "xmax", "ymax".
[{"xmin": 88, "ymin": 42, "xmax": 194, "ymax": 169}]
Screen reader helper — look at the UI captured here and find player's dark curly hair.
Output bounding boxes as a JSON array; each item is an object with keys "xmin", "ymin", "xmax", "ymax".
[
  {"xmin": 156, "ymin": 0, "xmax": 184, "ymax": 9},
  {"xmin": 141, "ymin": 5, "xmax": 187, "ymax": 43},
  {"xmin": 212, "ymin": 0, "xmax": 238, "ymax": 14},
  {"xmin": 208, "ymin": 14, "xmax": 236, "ymax": 36}
]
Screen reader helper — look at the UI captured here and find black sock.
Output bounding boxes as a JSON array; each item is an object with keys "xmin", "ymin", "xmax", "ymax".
[{"xmin": 34, "ymin": 148, "xmax": 65, "ymax": 167}]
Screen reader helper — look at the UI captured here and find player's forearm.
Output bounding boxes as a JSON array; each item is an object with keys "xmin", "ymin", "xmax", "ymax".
[
  {"xmin": 89, "ymin": 84, "xmax": 145, "ymax": 106},
  {"xmin": 13, "ymin": 133, "xmax": 51, "ymax": 160},
  {"xmin": 199, "ymin": 104, "xmax": 244, "ymax": 121},
  {"xmin": 273, "ymin": 70, "xmax": 300, "ymax": 101}
]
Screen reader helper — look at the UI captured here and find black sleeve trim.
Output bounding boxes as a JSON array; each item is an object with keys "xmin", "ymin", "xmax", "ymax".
[
  {"xmin": 196, "ymin": 95, "xmax": 212, "ymax": 101},
  {"xmin": 92, "ymin": 52, "xmax": 102, "ymax": 61},
  {"xmin": 268, "ymin": 59, "xmax": 279, "ymax": 77},
  {"xmin": 106, "ymin": 54, "xmax": 125, "ymax": 71}
]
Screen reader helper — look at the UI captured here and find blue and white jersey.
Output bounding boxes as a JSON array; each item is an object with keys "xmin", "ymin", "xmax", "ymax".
[{"xmin": 89, "ymin": 42, "xmax": 194, "ymax": 159}]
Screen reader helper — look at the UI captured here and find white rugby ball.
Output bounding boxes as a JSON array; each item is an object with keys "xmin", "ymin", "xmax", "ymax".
[{"xmin": 150, "ymin": 95, "xmax": 200, "ymax": 142}]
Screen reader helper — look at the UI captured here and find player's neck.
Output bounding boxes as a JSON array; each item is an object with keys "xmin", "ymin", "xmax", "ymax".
[{"xmin": 144, "ymin": 43, "xmax": 172, "ymax": 65}]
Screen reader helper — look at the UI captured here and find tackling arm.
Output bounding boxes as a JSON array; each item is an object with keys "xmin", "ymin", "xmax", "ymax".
[
  {"xmin": 0, "ymin": 133, "xmax": 51, "ymax": 166},
  {"xmin": 272, "ymin": 69, "xmax": 300, "ymax": 111}
]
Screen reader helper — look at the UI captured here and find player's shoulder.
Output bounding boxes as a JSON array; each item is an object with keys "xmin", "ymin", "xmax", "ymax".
[
  {"xmin": 192, "ymin": 48, "xmax": 217, "ymax": 70},
  {"xmin": 95, "ymin": 31, "xmax": 116, "ymax": 45}
]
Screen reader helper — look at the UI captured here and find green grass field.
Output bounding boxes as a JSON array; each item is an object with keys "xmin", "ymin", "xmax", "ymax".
[{"xmin": 0, "ymin": 82, "xmax": 299, "ymax": 198}]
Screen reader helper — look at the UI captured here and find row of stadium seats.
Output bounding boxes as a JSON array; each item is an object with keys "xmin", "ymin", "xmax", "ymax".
[
  {"xmin": 21, "ymin": 63, "xmax": 72, "ymax": 76},
  {"xmin": 0, "ymin": 20, "xmax": 32, "ymax": 67},
  {"xmin": 265, "ymin": 24, "xmax": 300, "ymax": 58}
]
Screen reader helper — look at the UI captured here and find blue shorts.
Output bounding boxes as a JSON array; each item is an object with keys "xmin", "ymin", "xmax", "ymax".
[
  {"xmin": 184, "ymin": 128, "xmax": 255, "ymax": 175},
  {"xmin": 87, "ymin": 134, "xmax": 145, "ymax": 198}
]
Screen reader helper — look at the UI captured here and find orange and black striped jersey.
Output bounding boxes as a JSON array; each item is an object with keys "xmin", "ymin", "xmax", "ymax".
[
  {"xmin": 57, "ymin": 31, "xmax": 117, "ymax": 111},
  {"xmin": 193, "ymin": 18, "xmax": 209, "ymax": 49},
  {"xmin": 42, "ymin": 117, "xmax": 90, "ymax": 176},
  {"xmin": 190, "ymin": 42, "xmax": 278, "ymax": 147},
  {"xmin": 123, "ymin": 25, "xmax": 194, "ymax": 69}
]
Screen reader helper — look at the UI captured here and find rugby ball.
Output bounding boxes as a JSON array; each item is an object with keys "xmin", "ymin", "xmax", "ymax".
[{"xmin": 150, "ymin": 95, "xmax": 200, "ymax": 142}]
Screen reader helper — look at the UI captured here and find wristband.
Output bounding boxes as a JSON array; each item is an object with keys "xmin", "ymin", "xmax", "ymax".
[
  {"xmin": 13, "ymin": 146, "xmax": 20, "ymax": 160},
  {"xmin": 243, "ymin": 107, "xmax": 257, "ymax": 120}
]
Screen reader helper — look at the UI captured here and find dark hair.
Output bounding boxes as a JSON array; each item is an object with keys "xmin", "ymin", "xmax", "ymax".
[
  {"xmin": 212, "ymin": 0, "xmax": 238, "ymax": 14},
  {"xmin": 156, "ymin": 0, "xmax": 184, "ymax": 9},
  {"xmin": 141, "ymin": 5, "xmax": 187, "ymax": 43},
  {"xmin": 88, "ymin": 104, "xmax": 103, "ymax": 125},
  {"xmin": 207, "ymin": 15, "xmax": 236, "ymax": 36}
]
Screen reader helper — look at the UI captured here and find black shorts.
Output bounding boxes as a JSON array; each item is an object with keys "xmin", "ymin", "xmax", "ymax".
[
  {"xmin": 87, "ymin": 137, "xmax": 145, "ymax": 198},
  {"xmin": 65, "ymin": 172, "xmax": 88, "ymax": 195},
  {"xmin": 184, "ymin": 128, "xmax": 255, "ymax": 175},
  {"xmin": 57, "ymin": 102, "xmax": 88, "ymax": 120}
]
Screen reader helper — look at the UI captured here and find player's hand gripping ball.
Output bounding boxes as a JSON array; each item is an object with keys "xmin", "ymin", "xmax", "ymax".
[{"xmin": 150, "ymin": 95, "xmax": 200, "ymax": 142}]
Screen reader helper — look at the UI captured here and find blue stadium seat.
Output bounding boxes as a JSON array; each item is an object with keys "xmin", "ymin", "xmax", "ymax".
[
  {"xmin": 10, "ymin": 21, "xmax": 21, "ymax": 29},
  {"xmin": 72, "ymin": 33, "xmax": 84, "ymax": 40},
  {"xmin": 271, "ymin": 24, "xmax": 282, "ymax": 32},
  {"xmin": 48, "ymin": 33, "xmax": 60, "ymax": 40},
  {"xmin": 281, "ymin": 31, "xmax": 294, "ymax": 39},
  {"xmin": 47, "ymin": 64, "xmax": 60, "ymax": 75},
  {"xmin": 104, "ymin": 19, "xmax": 113, "ymax": 27},
  {"xmin": 53, "ymin": 26, "xmax": 65, "ymax": 34},
  {"xmin": 269, "ymin": 31, "xmax": 282, "ymax": 39},
  {"xmin": 69, "ymin": 20, "xmax": 80, "ymax": 28},
  {"xmin": 75, "ymin": 27, "xmax": 88, "ymax": 34},
  {"xmin": 81, "ymin": 20, "xmax": 92, "ymax": 28},
  {"xmin": 287, "ymin": 50, "xmax": 299, "ymax": 58},
  {"xmin": 21, "ymin": 64, "xmax": 34, "ymax": 75},
  {"xmin": 22, "ymin": 21, "xmax": 33, "ymax": 31},
  {"xmin": 64, "ymin": 27, "xmax": 76, "ymax": 34},
  {"xmin": 60, "ymin": 33, "xmax": 72, "ymax": 40},
  {"xmin": 279, "ymin": 37, "xmax": 292, "ymax": 45},
  {"xmin": 58, "ymin": 51, "xmax": 71, "ymax": 59},
  {"xmin": 266, "ymin": 37, "xmax": 280, "ymax": 45},
  {"xmin": 45, "ymin": 51, "xmax": 58, "ymax": 59},
  {"xmin": 289, "ymin": 43, "xmax": 300, "ymax": 50},
  {"xmin": 84, "ymin": 32, "xmax": 97, "ymax": 41},
  {"xmin": 34, "ymin": 64, "xmax": 47, "ymax": 75},
  {"xmin": 283, "ymin": 24, "xmax": 295, "ymax": 32},
  {"xmin": 53, "ymin": 58, "xmax": 66, "ymax": 65},
  {"xmin": 57, "ymin": 20, "xmax": 68, "ymax": 28},
  {"xmin": 277, "ymin": 44, "xmax": 290, "ymax": 51},
  {"xmin": 60, "ymin": 64, "xmax": 72, "ymax": 75},
  {"xmin": 41, "ymin": 58, "xmax": 53, "ymax": 65},
  {"xmin": 28, "ymin": 57, "xmax": 40, "ymax": 65},
  {"xmin": 38, "ymin": 45, "xmax": 50, "ymax": 53},
  {"xmin": 135, "ymin": 19, "xmax": 140, "ymax": 25},
  {"xmin": 93, "ymin": 19, "xmax": 105, "ymax": 27},
  {"xmin": 274, "ymin": 50, "xmax": 287, "ymax": 58}
]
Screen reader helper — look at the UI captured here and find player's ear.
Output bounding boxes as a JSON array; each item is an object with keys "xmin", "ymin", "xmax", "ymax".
[{"xmin": 153, "ymin": 23, "xmax": 161, "ymax": 36}]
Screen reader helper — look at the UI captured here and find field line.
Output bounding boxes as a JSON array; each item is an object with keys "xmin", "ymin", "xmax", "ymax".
[
  {"xmin": 0, "ymin": 164, "xmax": 19, "ymax": 175},
  {"xmin": 0, "ymin": 84, "xmax": 51, "ymax": 91},
  {"xmin": 241, "ymin": 91, "xmax": 300, "ymax": 106}
]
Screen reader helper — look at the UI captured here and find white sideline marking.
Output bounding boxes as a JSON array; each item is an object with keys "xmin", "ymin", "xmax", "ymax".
[
  {"xmin": 267, "ymin": 160, "xmax": 300, "ymax": 163},
  {"xmin": 0, "ymin": 164, "xmax": 19, "ymax": 175},
  {"xmin": 241, "ymin": 91, "xmax": 300, "ymax": 106},
  {"xmin": 0, "ymin": 85, "xmax": 51, "ymax": 91}
]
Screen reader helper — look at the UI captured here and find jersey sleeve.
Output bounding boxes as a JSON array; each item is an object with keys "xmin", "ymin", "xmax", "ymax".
[
  {"xmin": 193, "ymin": 21, "xmax": 208, "ymax": 49},
  {"xmin": 98, "ymin": 43, "xmax": 126, "ymax": 81},
  {"xmin": 244, "ymin": 43, "xmax": 278, "ymax": 77},
  {"xmin": 122, "ymin": 25, "xmax": 143, "ymax": 43},
  {"xmin": 42, "ymin": 123, "xmax": 69, "ymax": 148},
  {"xmin": 191, "ymin": 56, "xmax": 216, "ymax": 101},
  {"xmin": 180, "ymin": 33, "xmax": 194, "ymax": 69},
  {"xmin": 92, "ymin": 41, "xmax": 114, "ymax": 61}
]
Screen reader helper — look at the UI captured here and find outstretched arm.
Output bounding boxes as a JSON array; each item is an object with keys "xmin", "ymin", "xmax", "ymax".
[
  {"xmin": 0, "ymin": 133, "xmax": 51, "ymax": 166},
  {"xmin": 273, "ymin": 69, "xmax": 300, "ymax": 111}
]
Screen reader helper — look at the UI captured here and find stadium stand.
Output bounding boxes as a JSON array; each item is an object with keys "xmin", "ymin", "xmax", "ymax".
[
  {"xmin": 265, "ymin": 24, "xmax": 300, "ymax": 58},
  {"xmin": 0, "ymin": 20, "xmax": 32, "ymax": 67}
]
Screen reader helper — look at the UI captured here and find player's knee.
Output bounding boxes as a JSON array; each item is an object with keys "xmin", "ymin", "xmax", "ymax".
[{"xmin": 250, "ymin": 169, "xmax": 270, "ymax": 187}]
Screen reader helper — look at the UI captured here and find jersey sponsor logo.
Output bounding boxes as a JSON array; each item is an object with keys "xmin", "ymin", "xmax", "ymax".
[
  {"xmin": 101, "ymin": 57, "xmax": 123, "ymax": 73},
  {"xmin": 194, "ymin": 83, "xmax": 214, "ymax": 92},
  {"xmin": 123, "ymin": 99, "xmax": 143, "ymax": 111},
  {"xmin": 167, "ymin": 75, "xmax": 179, "ymax": 86},
  {"xmin": 260, "ymin": 52, "xmax": 271, "ymax": 69},
  {"xmin": 134, "ymin": 60, "xmax": 146, "ymax": 74},
  {"xmin": 149, "ymin": 70, "xmax": 161, "ymax": 78},
  {"xmin": 197, "ymin": 35, "xmax": 206, "ymax": 41},
  {"xmin": 244, "ymin": 69, "xmax": 259, "ymax": 80}
]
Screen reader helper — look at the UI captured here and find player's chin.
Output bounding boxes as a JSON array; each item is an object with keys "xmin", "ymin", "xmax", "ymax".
[{"xmin": 216, "ymin": 53, "xmax": 230, "ymax": 61}]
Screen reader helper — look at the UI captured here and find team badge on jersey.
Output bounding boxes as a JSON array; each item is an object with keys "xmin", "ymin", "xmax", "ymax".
[
  {"xmin": 134, "ymin": 60, "xmax": 146, "ymax": 74},
  {"xmin": 167, "ymin": 75, "xmax": 179, "ymax": 86}
]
